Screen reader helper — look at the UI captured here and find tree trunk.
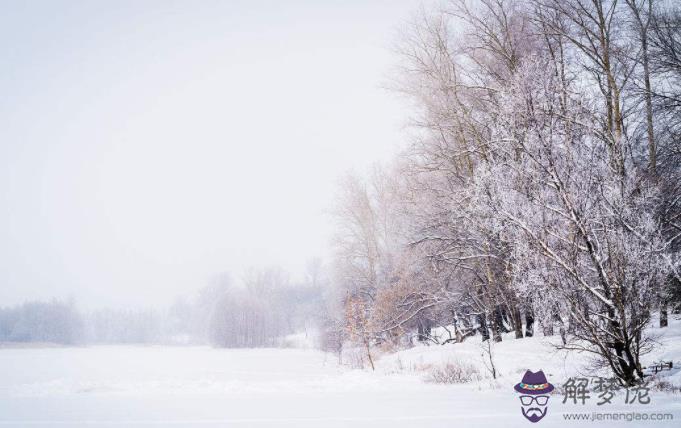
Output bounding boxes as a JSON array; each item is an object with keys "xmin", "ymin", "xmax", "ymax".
[
  {"xmin": 608, "ymin": 306, "xmax": 641, "ymax": 386},
  {"xmin": 558, "ymin": 320, "xmax": 567, "ymax": 345},
  {"xmin": 512, "ymin": 305, "xmax": 524, "ymax": 339},
  {"xmin": 417, "ymin": 318, "xmax": 432, "ymax": 342},
  {"xmin": 660, "ymin": 300, "xmax": 668, "ymax": 328},
  {"xmin": 364, "ymin": 339, "xmax": 375, "ymax": 371},
  {"xmin": 626, "ymin": 0, "xmax": 656, "ymax": 172},
  {"xmin": 542, "ymin": 317, "xmax": 554, "ymax": 336},
  {"xmin": 452, "ymin": 314, "xmax": 464, "ymax": 342},
  {"xmin": 499, "ymin": 307, "xmax": 512, "ymax": 333},
  {"xmin": 613, "ymin": 340, "xmax": 636, "ymax": 385},
  {"xmin": 554, "ymin": 309, "xmax": 566, "ymax": 344},
  {"xmin": 492, "ymin": 308, "xmax": 503, "ymax": 342},
  {"xmin": 478, "ymin": 313, "xmax": 490, "ymax": 341},
  {"xmin": 525, "ymin": 310, "xmax": 534, "ymax": 338}
]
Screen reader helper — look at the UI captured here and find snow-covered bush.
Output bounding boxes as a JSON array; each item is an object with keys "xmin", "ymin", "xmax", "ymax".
[{"xmin": 424, "ymin": 361, "xmax": 481, "ymax": 384}]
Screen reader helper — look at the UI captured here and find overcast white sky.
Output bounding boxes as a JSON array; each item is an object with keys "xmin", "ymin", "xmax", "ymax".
[{"xmin": 0, "ymin": 0, "xmax": 425, "ymax": 308}]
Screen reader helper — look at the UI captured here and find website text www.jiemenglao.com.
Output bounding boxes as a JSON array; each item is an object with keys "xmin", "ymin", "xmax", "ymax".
[{"xmin": 562, "ymin": 411, "xmax": 674, "ymax": 422}]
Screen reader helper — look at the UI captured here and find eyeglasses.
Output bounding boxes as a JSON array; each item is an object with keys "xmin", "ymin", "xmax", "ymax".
[{"xmin": 519, "ymin": 395, "xmax": 549, "ymax": 406}]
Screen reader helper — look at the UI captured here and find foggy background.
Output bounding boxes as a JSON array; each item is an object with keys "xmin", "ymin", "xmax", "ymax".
[{"xmin": 0, "ymin": 0, "xmax": 419, "ymax": 309}]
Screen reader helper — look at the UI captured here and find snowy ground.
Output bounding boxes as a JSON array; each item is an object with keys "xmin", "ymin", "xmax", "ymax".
[{"xmin": 0, "ymin": 323, "xmax": 679, "ymax": 427}]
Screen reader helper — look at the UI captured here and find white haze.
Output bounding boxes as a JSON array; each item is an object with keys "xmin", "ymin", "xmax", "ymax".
[{"xmin": 0, "ymin": 0, "xmax": 422, "ymax": 308}]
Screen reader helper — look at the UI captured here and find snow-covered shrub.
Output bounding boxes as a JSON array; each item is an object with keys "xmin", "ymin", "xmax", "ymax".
[
  {"xmin": 424, "ymin": 361, "xmax": 481, "ymax": 384},
  {"xmin": 342, "ymin": 346, "xmax": 371, "ymax": 370},
  {"xmin": 651, "ymin": 379, "xmax": 681, "ymax": 394}
]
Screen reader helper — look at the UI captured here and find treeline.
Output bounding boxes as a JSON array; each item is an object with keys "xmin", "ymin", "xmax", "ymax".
[
  {"xmin": 0, "ymin": 300, "xmax": 82, "ymax": 344},
  {"xmin": 207, "ymin": 267, "xmax": 324, "ymax": 347},
  {"xmin": 0, "ymin": 266, "xmax": 325, "ymax": 347},
  {"xmin": 0, "ymin": 300, "xmax": 166, "ymax": 345},
  {"xmin": 327, "ymin": 0, "xmax": 681, "ymax": 386}
]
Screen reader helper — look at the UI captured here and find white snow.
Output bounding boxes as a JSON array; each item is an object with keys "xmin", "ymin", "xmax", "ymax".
[{"xmin": 0, "ymin": 321, "xmax": 679, "ymax": 427}]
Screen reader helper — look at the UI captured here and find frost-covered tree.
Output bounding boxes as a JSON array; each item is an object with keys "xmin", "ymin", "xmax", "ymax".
[
  {"xmin": 471, "ymin": 55, "xmax": 673, "ymax": 385},
  {"xmin": 329, "ymin": 0, "xmax": 680, "ymax": 385}
]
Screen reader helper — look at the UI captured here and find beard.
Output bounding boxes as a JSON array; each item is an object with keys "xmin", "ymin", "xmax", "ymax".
[{"xmin": 522, "ymin": 406, "xmax": 548, "ymax": 423}]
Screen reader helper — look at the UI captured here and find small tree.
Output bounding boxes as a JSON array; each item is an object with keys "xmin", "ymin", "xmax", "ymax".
[{"xmin": 345, "ymin": 296, "xmax": 375, "ymax": 370}]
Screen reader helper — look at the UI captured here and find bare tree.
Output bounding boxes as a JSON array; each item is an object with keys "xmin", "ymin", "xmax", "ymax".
[{"xmin": 326, "ymin": 0, "xmax": 680, "ymax": 386}]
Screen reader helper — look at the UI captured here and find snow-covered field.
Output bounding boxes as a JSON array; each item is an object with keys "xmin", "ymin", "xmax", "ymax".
[{"xmin": 0, "ymin": 322, "xmax": 679, "ymax": 427}]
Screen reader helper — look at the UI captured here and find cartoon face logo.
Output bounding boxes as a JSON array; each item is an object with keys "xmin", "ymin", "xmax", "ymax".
[
  {"xmin": 519, "ymin": 394, "xmax": 550, "ymax": 422},
  {"xmin": 514, "ymin": 370, "xmax": 554, "ymax": 423}
]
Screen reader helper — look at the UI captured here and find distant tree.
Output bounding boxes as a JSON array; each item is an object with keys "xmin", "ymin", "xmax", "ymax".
[{"xmin": 0, "ymin": 299, "xmax": 82, "ymax": 345}]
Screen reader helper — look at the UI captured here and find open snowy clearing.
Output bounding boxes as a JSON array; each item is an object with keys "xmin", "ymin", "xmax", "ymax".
[{"xmin": 0, "ymin": 323, "xmax": 679, "ymax": 427}]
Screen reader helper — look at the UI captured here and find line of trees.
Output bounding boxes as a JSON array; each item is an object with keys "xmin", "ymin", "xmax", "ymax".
[
  {"xmin": 328, "ymin": 0, "xmax": 680, "ymax": 385},
  {"xmin": 0, "ymin": 300, "xmax": 165, "ymax": 345},
  {"xmin": 207, "ymin": 266, "xmax": 324, "ymax": 348},
  {"xmin": 0, "ymin": 265, "xmax": 325, "ymax": 348},
  {"xmin": 0, "ymin": 300, "xmax": 83, "ymax": 344}
]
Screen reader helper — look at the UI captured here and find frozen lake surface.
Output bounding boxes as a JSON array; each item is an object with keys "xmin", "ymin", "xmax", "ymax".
[{"xmin": 0, "ymin": 345, "xmax": 678, "ymax": 427}]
